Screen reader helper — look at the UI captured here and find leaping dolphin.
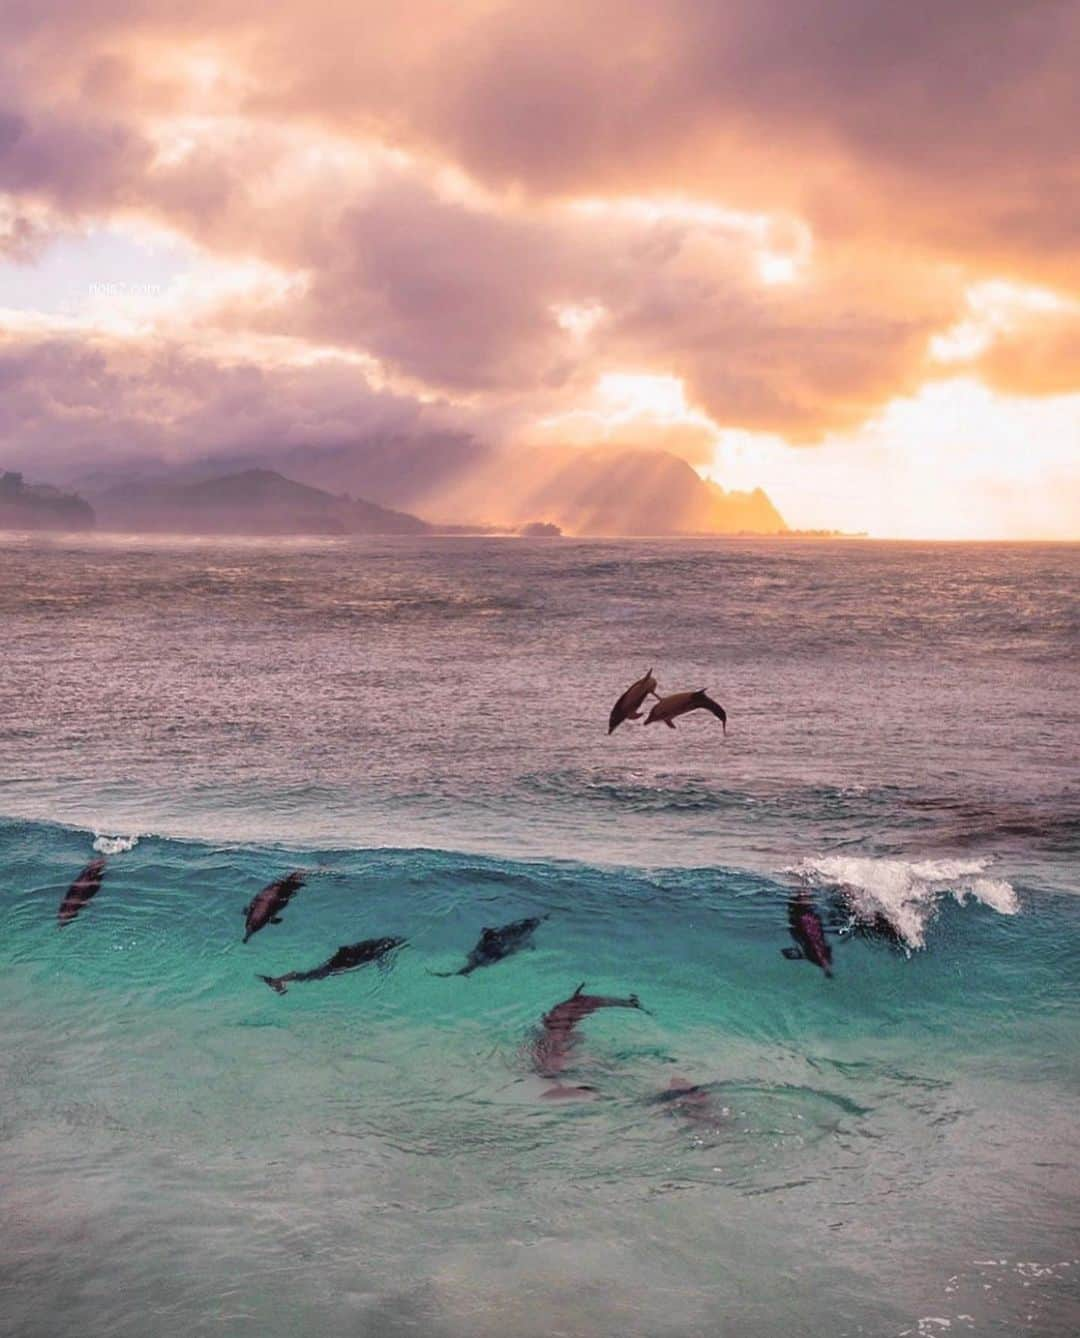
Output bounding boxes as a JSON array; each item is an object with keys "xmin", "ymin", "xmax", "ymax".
[
  {"xmin": 242, "ymin": 871, "xmax": 305, "ymax": 943},
  {"xmin": 259, "ymin": 935, "xmax": 406, "ymax": 994},
  {"xmin": 429, "ymin": 915, "xmax": 548, "ymax": 977},
  {"xmin": 644, "ymin": 690, "xmax": 727, "ymax": 733},
  {"xmin": 608, "ymin": 669, "xmax": 660, "ymax": 733},
  {"xmin": 58, "ymin": 857, "xmax": 107, "ymax": 927},
  {"xmin": 782, "ymin": 892, "xmax": 834, "ymax": 977}
]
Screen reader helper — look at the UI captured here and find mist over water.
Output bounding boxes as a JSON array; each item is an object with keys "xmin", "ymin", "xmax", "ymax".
[{"xmin": 1, "ymin": 534, "xmax": 1078, "ymax": 1336}]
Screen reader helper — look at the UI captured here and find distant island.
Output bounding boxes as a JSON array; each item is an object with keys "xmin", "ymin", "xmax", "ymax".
[
  {"xmin": 4, "ymin": 447, "xmax": 803, "ymax": 539},
  {"xmin": 358, "ymin": 444, "xmax": 792, "ymax": 537},
  {"xmin": 519, "ymin": 521, "xmax": 563, "ymax": 537},
  {"xmin": 425, "ymin": 445, "xmax": 789, "ymax": 537},
  {"xmin": 779, "ymin": 528, "xmax": 868, "ymax": 538},
  {"xmin": 0, "ymin": 471, "xmax": 95, "ymax": 531},
  {"xmin": 201, "ymin": 438, "xmax": 791, "ymax": 538},
  {"xmin": 93, "ymin": 469, "xmax": 430, "ymax": 536}
]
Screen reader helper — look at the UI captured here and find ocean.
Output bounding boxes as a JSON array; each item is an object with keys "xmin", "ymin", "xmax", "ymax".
[{"xmin": 1, "ymin": 533, "xmax": 1077, "ymax": 1337}]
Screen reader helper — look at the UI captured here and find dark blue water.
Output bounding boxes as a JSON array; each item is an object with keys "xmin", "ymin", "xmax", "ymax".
[{"xmin": 1, "ymin": 534, "xmax": 1077, "ymax": 1336}]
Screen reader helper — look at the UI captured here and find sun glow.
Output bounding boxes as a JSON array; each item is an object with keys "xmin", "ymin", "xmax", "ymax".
[
  {"xmin": 595, "ymin": 372, "xmax": 692, "ymax": 421},
  {"xmin": 553, "ymin": 303, "xmax": 607, "ymax": 341},
  {"xmin": 756, "ymin": 253, "xmax": 798, "ymax": 284},
  {"xmin": 931, "ymin": 279, "xmax": 1078, "ymax": 365},
  {"xmin": 711, "ymin": 377, "xmax": 1080, "ymax": 539},
  {"xmin": 520, "ymin": 372, "xmax": 722, "ymax": 467}
]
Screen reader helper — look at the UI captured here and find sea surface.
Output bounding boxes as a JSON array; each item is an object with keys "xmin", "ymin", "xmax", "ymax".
[{"xmin": 1, "ymin": 533, "xmax": 1077, "ymax": 1337}]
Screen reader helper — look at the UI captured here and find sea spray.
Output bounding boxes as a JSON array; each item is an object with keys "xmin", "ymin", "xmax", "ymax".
[
  {"xmin": 93, "ymin": 832, "xmax": 141, "ymax": 855},
  {"xmin": 788, "ymin": 854, "xmax": 1019, "ymax": 949}
]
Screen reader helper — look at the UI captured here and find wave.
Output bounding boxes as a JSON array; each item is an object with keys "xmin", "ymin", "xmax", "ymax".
[
  {"xmin": 1, "ymin": 815, "xmax": 1029, "ymax": 970},
  {"xmin": 92, "ymin": 832, "xmax": 141, "ymax": 855},
  {"xmin": 788, "ymin": 854, "xmax": 1019, "ymax": 949}
]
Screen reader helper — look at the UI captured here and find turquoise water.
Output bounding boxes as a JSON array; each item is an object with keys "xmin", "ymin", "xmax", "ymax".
[
  {"xmin": 1, "ymin": 535, "xmax": 1078, "ymax": 1336},
  {"xmin": 3, "ymin": 821, "xmax": 1078, "ymax": 1337}
]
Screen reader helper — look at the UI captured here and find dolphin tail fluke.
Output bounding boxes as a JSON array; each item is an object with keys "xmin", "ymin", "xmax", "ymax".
[
  {"xmin": 258, "ymin": 974, "xmax": 287, "ymax": 995},
  {"xmin": 629, "ymin": 993, "xmax": 654, "ymax": 1015}
]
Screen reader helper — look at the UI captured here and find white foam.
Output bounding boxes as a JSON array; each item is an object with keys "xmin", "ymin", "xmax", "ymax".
[
  {"xmin": 787, "ymin": 854, "xmax": 1018, "ymax": 949},
  {"xmin": 92, "ymin": 833, "xmax": 140, "ymax": 855}
]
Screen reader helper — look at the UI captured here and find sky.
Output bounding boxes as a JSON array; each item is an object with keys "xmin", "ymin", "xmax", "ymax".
[{"xmin": 1, "ymin": 0, "xmax": 1078, "ymax": 538}]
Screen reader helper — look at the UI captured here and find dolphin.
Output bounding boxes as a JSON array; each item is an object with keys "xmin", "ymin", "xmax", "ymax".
[
  {"xmin": 258, "ymin": 935, "xmax": 406, "ymax": 994},
  {"xmin": 782, "ymin": 892, "xmax": 834, "ymax": 977},
  {"xmin": 533, "ymin": 982, "xmax": 649, "ymax": 1077},
  {"xmin": 429, "ymin": 915, "xmax": 548, "ymax": 977},
  {"xmin": 643, "ymin": 689, "xmax": 727, "ymax": 733},
  {"xmin": 57, "ymin": 857, "xmax": 107, "ymax": 927},
  {"xmin": 242, "ymin": 871, "xmax": 305, "ymax": 943},
  {"xmin": 608, "ymin": 669, "xmax": 660, "ymax": 733},
  {"xmin": 655, "ymin": 1076, "xmax": 718, "ymax": 1124}
]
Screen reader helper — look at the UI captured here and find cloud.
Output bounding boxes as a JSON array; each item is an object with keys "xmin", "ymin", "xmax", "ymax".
[
  {"xmin": 186, "ymin": 164, "xmax": 962, "ymax": 440},
  {"xmin": 0, "ymin": 330, "xmax": 462, "ymax": 484},
  {"xmin": 0, "ymin": 0, "xmax": 1076, "ymax": 535},
  {"xmin": 202, "ymin": 0, "xmax": 1080, "ymax": 285},
  {"xmin": 4, "ymin": 1, "xmax": 1076, "ymax": 283}
]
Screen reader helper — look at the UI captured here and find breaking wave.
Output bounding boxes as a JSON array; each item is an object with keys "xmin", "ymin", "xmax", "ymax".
[
  {"xmin": 92, "ymin": 832, "xmax": 141, "ymax": 855},
  {"xmin": 788, "ymin": 854, "xmax": 1019, "ymax": 949}
]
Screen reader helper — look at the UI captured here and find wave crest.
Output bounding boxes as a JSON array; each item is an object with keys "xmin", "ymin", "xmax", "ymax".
[
  {"xmin": 92, "ymin": 832, "xmax": 140, "ymax": 855},
  {"xmin": 788, "ymin": 854, "xmax": 1018, "ymax": 949}
]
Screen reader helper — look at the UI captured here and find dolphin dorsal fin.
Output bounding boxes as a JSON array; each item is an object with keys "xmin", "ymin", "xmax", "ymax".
[{"xmin": 573, "ymin": 982, "xmax": 586, "ymax": 997}]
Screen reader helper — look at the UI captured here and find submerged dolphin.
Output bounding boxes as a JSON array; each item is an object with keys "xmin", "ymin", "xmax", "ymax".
[
  {"xmin": 58, "ymin": 857, "xmax": 107, "ymax": 927},
  {"xmin": 430, "ymin": 915, "xmax": 548, "ymax": 977},
  {"xmin": 608, "ymin": 669, "xmax": 660, "ymax": 733},
  {"xmin": 655, "ymin": 1076, "xmax": 718, "ymax": 1124},
  {"xmin": 533, "ymin": 982, "xmax": 649, "ymax": 1078},
  {"xmin": 643, "ymin": 690, "xmax": 727, "ymax": 733},
  {"xmin": 258, "ymin": 935, "xmax": 406, "ymax": 995},
  {"xmin": 242, "ymin": 871, "xmax": 305, "ymax": 943},
  {"xmin": 782, "ymin": 893, "xmax": 834, "ymax": 977}
]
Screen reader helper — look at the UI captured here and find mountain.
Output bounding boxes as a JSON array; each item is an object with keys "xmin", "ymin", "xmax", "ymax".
[
  {"xmin": 512, "ymin": 446, "xmax": 786, "ymax": 536},
  {"xmin": 0, "ymin": 471, "xmax": 95, "ymax": 531},
  {"xmin": 422, "ymin": 445, "xmax": 787, "ymax": 536},
  {"xmin": 113, "ymin": 436, "xmax": 785, "ymax": 537},
  {"xmin": 94, "ymin": 469, "xmax": 430, "ymax": 536},
  {"xmin": 70, "ymin": 440, "xmax": 786, "ymax": 538}
]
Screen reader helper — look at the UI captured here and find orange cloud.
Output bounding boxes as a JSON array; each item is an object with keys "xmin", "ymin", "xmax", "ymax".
[{"xmin": 0, "ymin": 1, "xmax": 1077, "ymax": 535}]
